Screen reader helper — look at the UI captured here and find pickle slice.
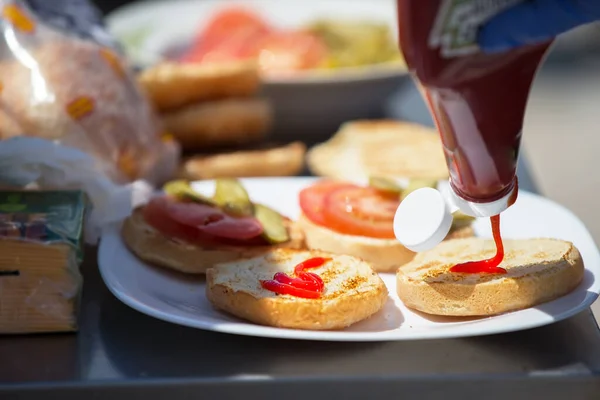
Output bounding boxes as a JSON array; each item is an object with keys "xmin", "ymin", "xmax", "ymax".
[
  {"xmin": 253, "ymin": 204, "xmax": 289, "ymax": 244},
  {"xmin": 213, "ymin": 178, "xmax": 254, "ymax": 217},
  {"xmin": 163, "ymin": 180, "xmax": 217, "ymax": 206},
  {"xmin": 368, "ymin": 176, "xmax": 403, "ymax": 195},
  {"xmin": 451, "ymin": 210, "xmax": 476, "ymax": 230},
  {"xmin": 401, "ymin": 179, "xmax": 438, "ymax": 200}
]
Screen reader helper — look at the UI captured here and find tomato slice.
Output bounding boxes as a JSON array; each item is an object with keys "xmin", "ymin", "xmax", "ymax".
[
  {"xmin": 250, "ymin": 31, "xmax": 327, "ymax": 74},
  {"xmin": 322, "ymin": 186, "xmax": 400, "ymax": 239},
  {"xmin": 182, "ymin": 28, "xmax": 261, "ymax": 64},
  {"xmin": 198, "ymin": 7, "xmax": 271, "ymax": 41},
  {"xmin": 299, "ymin": 180, "xmax": 356, "ymax": 226},
  {"xmin": 183, "ymin": 7, "xmax": 271, "ymax": 64}
]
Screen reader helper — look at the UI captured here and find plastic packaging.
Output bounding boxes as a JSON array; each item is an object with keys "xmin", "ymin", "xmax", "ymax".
[
  {"xmin": 0, "ymin": 189, "xmax": 86, "ymax": 334},
  {"xmin": 0, "ymin": 0, "xmax": 180, "ymax": 185},
  {"xmin": 0, "ymin": 135, "xmax": 157, "ymax": 334}
]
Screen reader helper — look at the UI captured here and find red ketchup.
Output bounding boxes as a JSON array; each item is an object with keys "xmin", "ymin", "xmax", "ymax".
[
  {"xmin": 260, "ymin": 257, "xmax": 329, "ymax": 299},
  {"xmin": 396, "ymin": 0, "xmax": 551, "ymax": 273},
  {"xmin": 450, "ymin": 215, "xmax": 505, "ymax": 273}
]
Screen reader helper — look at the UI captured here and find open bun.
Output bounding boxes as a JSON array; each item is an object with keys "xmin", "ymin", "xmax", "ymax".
[
  {"xmin": 160, "ymin": 97, "xmax": 272, "ymax": 151},
  {"xmin": 206, "ymin": 248, "xmax": 388, "ymax": 330},
  {"xmin": 178, "ymin": 142, "xmax": 306, "ymax": 180},
  {"xmin": 307, "ymin": 120, "xmax": 449, "ymax": 181},
  {"xmin": 396, "ymin": 237, "xmax": 584, "ymax": 316},
  {"xmin": 298, "ymin": 214, "xmax": 474, "ymax": 273},
  {"xmin": 138, "ymin": 60, "xmax": 261, "ymax": 111},
  {"xmin": 121, "ymin": 207, "xmax": 305, "ymax": 275}
]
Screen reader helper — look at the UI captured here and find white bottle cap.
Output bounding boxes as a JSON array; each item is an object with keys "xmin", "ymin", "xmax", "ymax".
[
  {"xmin": 393, "ymin": 187, "xmax": 453, "ymax": 253},
  {"xmin": 394, "ymin": 180, "xmax": 516, "ymax": 252}
]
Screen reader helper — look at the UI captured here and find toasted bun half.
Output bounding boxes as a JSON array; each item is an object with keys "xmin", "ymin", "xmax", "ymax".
[
  {"xmin": 138, "ymin": 60, "xmax": 261, "ymax": 111},
  {"xmin": 121, "ymin": 208, "xmax": 305, "ymax": 275},
  {"xmin": 206, "ymin": 249, "xmax": 388, "ymax": 330},
  {"xmin": 397, "ymin": 238, "xmax": 584, "ymax": 316},
  {"xmin": 161, "ymin": 97, "xmax": 272, "ymax": 151},
  {"xmin": 307, "ymin": 120, "xmax": 449, "ymax": 181},
  {"xmin": 178, "ymin": 142, "xmax": 306, "ymax": 180},
  {"xmin": 298, "ymin": 214, "xmax": 474, "ymax": 273}
]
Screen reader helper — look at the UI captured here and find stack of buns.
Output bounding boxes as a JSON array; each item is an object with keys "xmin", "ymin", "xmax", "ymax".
[{"xmin": 137, "ymin": 61, "xmax": 306, "ymax": 180}]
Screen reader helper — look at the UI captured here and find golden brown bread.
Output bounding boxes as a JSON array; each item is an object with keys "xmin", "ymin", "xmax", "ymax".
[
  {"xmin": 161, "ymin": 97, "xmax": 273, "ymax": 150},
  {"xmin": 206, "ymin": 248, "xmax": 388, "ymax": 330},
  {"xmin": 298, "ymin": 214, "xmax": 474, "ymax": 273},
  {"xmin": 138, "ymin": 61, "xmax": 261, "ymax": 111},
  {"xmin": 121, "ymin": 207, "xmax": 305, "ymax": 275},
  {"xmin": 178, "ymin": 142, "xmax": 306, "ymax": 180},
  {"xmin": 307, "ymin": 120, "xmax": 449, "ymax": 181},
  {"xmin": 396, "ymin": 238, "xmax": 585, "ymax": 316}
]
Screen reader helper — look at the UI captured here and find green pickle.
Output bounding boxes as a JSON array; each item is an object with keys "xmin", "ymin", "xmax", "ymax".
[
  {"xmin": 253, "ymin": 204, "xmax": 289, "ymax": 244},
  {"xmin": 163, "ymin": 180, "xmax": 217, "ymax": 206},
  {"xmin": 368, "ymin": 176, "xmax": 404, "ymax": 195},
  {"xmin": 451, "ymin": 210, "xmax": 476, "ymax": 230},
  {"xmin": 213, "ymin": 179, "xmax": 254, "ymax": 217},
  {"xmin": 370, "ymin": 176, "xmax": 474, "ymax": 231},
  {"xmin": 401, "ymin": 179, "xmax": 438, "ymax": 200}
]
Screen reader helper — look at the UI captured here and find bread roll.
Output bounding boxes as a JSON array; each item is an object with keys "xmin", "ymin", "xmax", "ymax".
[
  {"xmin": 307, "ymin": 120, "xmax": 449, "ymax": 181},
  {"xmin": 121, "ymin": 207, "xmax": 305, "ymax": 275},
  {"xmin": 206, "ymin": 248, "xmax": 388, "ymax": 330},
  {"xmin": 298, "ymin": 214, "xmax": 474, "ymax": 273},
  {"xmin": 396, "ymin": 238, "xmax": 584, "ymax": 316}
]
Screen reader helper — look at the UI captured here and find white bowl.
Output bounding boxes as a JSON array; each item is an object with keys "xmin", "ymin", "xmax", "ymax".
[{"xmin": 106, "ymin": 0, "xmax": 410, "ymax": 141}]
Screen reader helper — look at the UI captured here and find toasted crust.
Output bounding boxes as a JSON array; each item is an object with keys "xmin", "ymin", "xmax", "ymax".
[
  {"xmin": 298, "ymin": 214, "xmax": 474, "ymax": 273},
  {"xmin": 121, "ymin": 208, "xmax": 305, "ymax": 275},
  {"xmin": 396, "ymin": 238, "xmax": 585, "ymax": 316},
  {"xmin": 178, "ymin": 142, "xmax": 306, "ymax": 180},
  {"xmin": 161, "ymin": 98, "xmax": 273, "ymax": 150},
  {"xmin": 206, "ymin": 248, "xmax": 388, "ymax": 330},
  {"xmin": 307, "ymin": 120, "xmax": 449, "ymax": 181},
  {"xmin": 138, "ymin": 61, "xmax": 261, "ymax": 111}
]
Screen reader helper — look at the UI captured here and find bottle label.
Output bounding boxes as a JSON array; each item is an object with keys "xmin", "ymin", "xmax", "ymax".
[{"xmin": 429, "ymin": 0, "xmax": 524, "ymax": 57}]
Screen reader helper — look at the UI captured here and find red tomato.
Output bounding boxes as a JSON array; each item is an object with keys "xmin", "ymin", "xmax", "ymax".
[
  {"xmin": 322, "ymin": 187, "xmax": 400, "ymax": 239},
  {"xmin": 182, "ymin": 28, "xmax": 263, "ymax": 64},
  {"xmin": 299, "ymin": 180, "xmax": 356, "ymax": 226},
  {"xmin": 198, "ymin": 7, "xmax": 271, "ymax": 41},
  {"xmin": 183, "ymin": 7, "xmax": 271, "ymax": 64},
  {"xmin": 251, "ymin": 31, "xmax": 328, "ymax": 74}
]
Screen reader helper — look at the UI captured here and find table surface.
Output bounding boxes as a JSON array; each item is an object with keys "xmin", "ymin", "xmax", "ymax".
[
  {"xmin": 1, "ymin": 157, "xmax": 600, "ymax": 400},
  {"xmin": 2, "ymin": 83, "xmax": 600, "ymax": 399}
]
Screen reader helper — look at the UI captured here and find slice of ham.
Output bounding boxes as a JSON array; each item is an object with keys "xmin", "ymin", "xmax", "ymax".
[{"xmin": 143, "ymin": 196, "xmax": 264, "ymax": 242}]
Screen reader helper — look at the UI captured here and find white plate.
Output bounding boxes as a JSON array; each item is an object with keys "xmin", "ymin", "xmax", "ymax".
[
  {"xmin": 98, "ymin": 177, "xmax": 600, "ymax": 342},
  {"xmin": 106, "ymin": 0, "xmax": 406, "ymax": 85}
]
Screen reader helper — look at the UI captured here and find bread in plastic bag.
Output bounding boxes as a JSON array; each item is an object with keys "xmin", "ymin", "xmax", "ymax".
[{"xmin": 0, "ymin": 0, "xmax": 180, "ymax": 185}]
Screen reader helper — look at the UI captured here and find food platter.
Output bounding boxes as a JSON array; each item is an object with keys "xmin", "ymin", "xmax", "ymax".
[
  {"xmin": 106, "ymin": 0, "xmax": 407, "ymax": 84},
  {"xmin": 98, "ymin": 177, "xmax": 600, "ymax": 342}
]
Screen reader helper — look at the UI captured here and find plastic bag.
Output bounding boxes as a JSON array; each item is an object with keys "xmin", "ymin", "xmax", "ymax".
[
  {"xmin": 0, "ymin": 188, "xmax": 85, "ymax": 334},
  {"xmin": 0, "ymin": 0, "xmax": 180, "ymax": 185}
]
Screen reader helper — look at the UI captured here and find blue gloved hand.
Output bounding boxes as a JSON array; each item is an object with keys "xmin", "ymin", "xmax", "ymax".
[{"xmin": 478, "ymin": 0, "xmax": 600, "ymax": 53}]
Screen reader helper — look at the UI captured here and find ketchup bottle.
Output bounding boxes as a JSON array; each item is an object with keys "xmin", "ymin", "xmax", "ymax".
[{"xmin": 393, "ymin": 0, "xmax": 552, "ymax": 255}]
